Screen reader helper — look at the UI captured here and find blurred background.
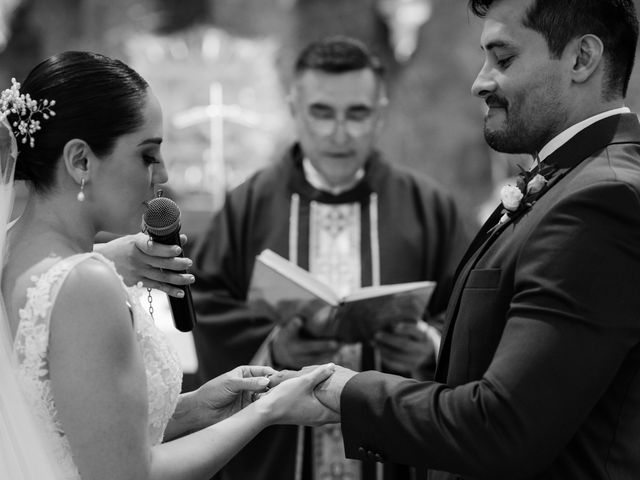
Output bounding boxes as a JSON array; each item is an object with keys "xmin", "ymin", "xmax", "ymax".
[
  {"xmin": 3, "ymin": 0, "xmax": 640, "ymax": 235},
  {"xmin": 3, "ymin": 0, "xmax": 640, "ymax": 376}
]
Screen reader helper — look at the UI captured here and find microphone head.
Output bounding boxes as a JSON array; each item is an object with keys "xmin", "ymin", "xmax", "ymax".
[{"xmin": 142, "ymin": 196, "xmax": 181, "ymax": 237}]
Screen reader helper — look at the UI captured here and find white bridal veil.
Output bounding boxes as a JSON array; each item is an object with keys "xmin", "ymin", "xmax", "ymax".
[{"xmin": 0, "ymin": 116, "xmax": 63, "ymax": 479}]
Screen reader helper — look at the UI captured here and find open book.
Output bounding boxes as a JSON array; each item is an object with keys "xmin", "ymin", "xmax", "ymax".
[{"xmin": 247, "ymin": 249, "xmax": 436, "ymax": 343}]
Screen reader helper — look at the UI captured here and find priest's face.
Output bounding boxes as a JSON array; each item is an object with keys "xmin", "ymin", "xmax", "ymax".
[{"xmin": 290, "ymin": 68, "xmax": 386, "ymax": 188}]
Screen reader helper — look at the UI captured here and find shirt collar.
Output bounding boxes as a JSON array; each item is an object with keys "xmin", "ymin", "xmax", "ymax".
[
  {"xmin": 302, "ymin": 157, "xmax": 366, "ymax": 195},
  {"xmin": 538, "ymin": 106, "xmax": 631, "ymax": 162}
]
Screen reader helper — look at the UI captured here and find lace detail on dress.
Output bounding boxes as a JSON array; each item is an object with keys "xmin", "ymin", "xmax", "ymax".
[
  {"xmin": 12, "ymin": 253, "xmax": 182, "ymax": 479},
  {"xmin": 125, "ymin": 284, "xmax": 183, "ymax": 442}
]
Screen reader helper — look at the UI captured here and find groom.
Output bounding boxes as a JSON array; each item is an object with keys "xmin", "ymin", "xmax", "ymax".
[{"xmin": 309, "ymin": 0, "xmax": 640, "ymax": 478}]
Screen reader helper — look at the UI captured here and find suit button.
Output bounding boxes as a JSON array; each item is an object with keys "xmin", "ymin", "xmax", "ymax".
[
  {"xmin": 358, "ymin": 447, "xmax": 365, "ymax": 456},
  {"xmin": 374, "ymin": 453, "xmax": 384, "ymax": 462}
]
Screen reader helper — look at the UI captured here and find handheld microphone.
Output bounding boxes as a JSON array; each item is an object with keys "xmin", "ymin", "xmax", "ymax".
[{"xmin": 142, "ymin": 194, "xmax": 196, "ymax": 332}]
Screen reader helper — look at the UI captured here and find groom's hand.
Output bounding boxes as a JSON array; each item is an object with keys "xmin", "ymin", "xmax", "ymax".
[
  {"xmin": 253, "ymin": 364, "xmax": 339, "ymax": 426},
  {"xmin": 267, "ymin": 365, "xmax": 358, "ymax": 414},
  {"xmin": 314, "ymin": 365, "xmax": 357, "ymax": 413}
]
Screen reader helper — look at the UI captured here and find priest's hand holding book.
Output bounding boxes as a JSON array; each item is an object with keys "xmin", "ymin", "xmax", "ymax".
[
  {"xmin": 271, "ymin": 315, "xmax": 343, "ymax": 369},
  {"xmin": 250, "ymin": 250, "xmax": 438, "ymax": 373},
  {"xmin": 373, "ymin": 318, "xmax": 438, "ymax": 377}
]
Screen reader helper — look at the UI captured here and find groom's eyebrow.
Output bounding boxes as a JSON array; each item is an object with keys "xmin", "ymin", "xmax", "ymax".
[{"xmin": 483, "ymin": 40, "xmax": 511, "ymax": 52}]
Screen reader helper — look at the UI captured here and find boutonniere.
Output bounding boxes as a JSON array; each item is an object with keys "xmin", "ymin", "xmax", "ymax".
[{"xmin": 497, "ymin": 160, "xmax": 556, "ymax": 225}]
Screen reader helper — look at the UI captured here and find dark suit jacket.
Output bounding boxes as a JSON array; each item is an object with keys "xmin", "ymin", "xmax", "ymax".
[{"xmin": 340, "ymin": 113, "xmax": 640, "ymax": 479}]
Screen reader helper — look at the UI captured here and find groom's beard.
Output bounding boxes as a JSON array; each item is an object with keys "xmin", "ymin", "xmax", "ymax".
[{"xmin": 482, "ymin": 93, "xmax": 562, "ymax": 155}]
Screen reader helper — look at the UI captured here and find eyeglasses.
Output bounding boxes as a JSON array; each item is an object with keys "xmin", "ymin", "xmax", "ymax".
[{"xmin": 304, "ymin": 105, "xmax": 380, "ymax": 137}]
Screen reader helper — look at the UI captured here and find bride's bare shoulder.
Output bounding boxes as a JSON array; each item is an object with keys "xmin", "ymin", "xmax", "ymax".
[
  {"xmin": 54, "ymin": 255, "xmax": 129, "ymax": 314},
  {"xmin": 8, "ymin": 252, "xmax": 120, "ymax": 299},
  {"xmin": 5, "ymin": 252, "xmax": 132, "ymax": 347},
  {"xmin": 48, "ymin": 255, "xmax": 135, "ymax": 358}
]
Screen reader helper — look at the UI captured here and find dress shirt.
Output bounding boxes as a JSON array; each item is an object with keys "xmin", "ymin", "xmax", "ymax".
[{"xmin": 538, "ymin": 106, "xmax": 631, "ymax": 162}]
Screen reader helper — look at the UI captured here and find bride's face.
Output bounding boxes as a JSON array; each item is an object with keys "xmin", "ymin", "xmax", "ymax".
[{"xmin": 89, "ymin": 91, "xmax": 168, "ymax": 234}]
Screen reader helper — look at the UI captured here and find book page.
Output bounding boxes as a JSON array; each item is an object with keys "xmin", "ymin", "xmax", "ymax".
[
  {"xmin": 248, "ymin": 250, "xmax": 437, "ymax": 342},
  {"xmin": 343, "ymin": 280, "xmax": 436, "ymax": 302},
  {"xmin": 256, "ymin": 250, "xmax": 338, "ymax": 305},
  {"xmin": 247, "ymin": 250, "xmax": 338, "ymax": 324}
]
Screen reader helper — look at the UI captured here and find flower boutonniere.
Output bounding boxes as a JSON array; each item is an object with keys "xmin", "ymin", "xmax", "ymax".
[{"xmin": 497, "ymin": 160, "xmax": 556, "ymax": 225}]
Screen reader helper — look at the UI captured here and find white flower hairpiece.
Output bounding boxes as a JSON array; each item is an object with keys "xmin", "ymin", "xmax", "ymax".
[{"xmin": 0, "ymin": 78, "xmax": 56, "ymax": 148}]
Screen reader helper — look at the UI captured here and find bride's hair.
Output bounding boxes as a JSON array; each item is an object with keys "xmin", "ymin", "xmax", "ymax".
[{"xmin": 9, "ymin": 51, "xmax": 149, "ymax": 193}]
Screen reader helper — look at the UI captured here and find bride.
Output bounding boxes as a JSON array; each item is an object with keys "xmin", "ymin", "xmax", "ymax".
[{"xmin": 0, "ymin": 51, "xmax": 337, "ymax": 479}]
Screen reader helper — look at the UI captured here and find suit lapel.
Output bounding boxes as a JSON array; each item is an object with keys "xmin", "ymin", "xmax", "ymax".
[
  {"xmin": 435, "ymin": 204, "xmax": 503, "ymax": 377},
  {"xmin": 489, "ymin": 114, "xmax": 640, "ymax": 235},
  {"xmin": 435, "ymin": 237, "xmax": 492, "ymax": 380},
  {"xmin": 436, "ymin": 113, "xmax": 640, "ymax": 381},
  {"xmin": 453, "ymin": 204, "xmax": 504, "ymax": 281}
]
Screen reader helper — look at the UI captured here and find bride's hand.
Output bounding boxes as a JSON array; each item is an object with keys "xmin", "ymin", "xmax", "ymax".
[
  {"xmin": 253, "ymin": 363, "xmax": 340, "ymax": 426},
  {"xmin": 195, "ymin": 365, "xmax": 276, "ymax": 424}
]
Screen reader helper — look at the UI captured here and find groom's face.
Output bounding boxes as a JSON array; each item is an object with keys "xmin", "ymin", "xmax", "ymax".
[{"xmin": 470, "ymin": 0, "xmax": 571, "ymax": 155}]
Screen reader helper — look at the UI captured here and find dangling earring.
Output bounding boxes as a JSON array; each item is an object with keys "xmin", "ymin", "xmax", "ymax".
[{"xmin": 77, "ymin": 178, "xmax": 86, "ymax": 202}]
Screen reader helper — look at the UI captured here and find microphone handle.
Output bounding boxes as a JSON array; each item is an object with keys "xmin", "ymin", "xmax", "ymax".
[{"xmin": 149, "ymin": 228, "xmax": 196, "ymax": 332}]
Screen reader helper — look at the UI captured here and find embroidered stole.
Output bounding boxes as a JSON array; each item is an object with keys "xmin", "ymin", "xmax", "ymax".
[{"xmin": 289, "ymin": 193, "xmax": 380, "ymax": 480}]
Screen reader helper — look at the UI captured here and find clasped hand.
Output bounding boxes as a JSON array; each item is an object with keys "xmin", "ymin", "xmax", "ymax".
[
  {"xmin": 193, "ymin": 365, "xmax": 276, "ymax": 425},
  {"xmin": 194, "ymin": 364, "xmax": 344, "ymax": 427},
  {"xmin": 251, "ymin": 363, "xmax": 343, "ymax": 426},
  {"xmin": 265, "ymin": 364, "xmax": 357, "ymax": 415}
]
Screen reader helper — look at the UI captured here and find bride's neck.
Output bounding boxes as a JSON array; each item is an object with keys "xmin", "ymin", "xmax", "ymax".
[
  {"xmin": 16, "ymin": 194, "xmax": 96, "ymax": 255},
  {"xmin": 3, "ymin": 194, "xmax": 95, "ymax": 338}
]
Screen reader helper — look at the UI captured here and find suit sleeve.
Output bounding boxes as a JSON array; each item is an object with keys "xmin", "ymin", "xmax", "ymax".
[{"xmin": 340, "ymin": 180, "xmax": 640, "ymax": 477}]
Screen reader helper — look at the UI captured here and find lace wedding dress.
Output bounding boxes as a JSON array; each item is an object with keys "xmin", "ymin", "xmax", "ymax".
[{"xmin": 11, "ymin": 252, "xmax": 183, "ymax": 479}]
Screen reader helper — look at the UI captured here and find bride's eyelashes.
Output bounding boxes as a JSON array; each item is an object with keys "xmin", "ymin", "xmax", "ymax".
[{"xmin": 143, "ymin": 154, "xmax": 159, "ymax": 165}]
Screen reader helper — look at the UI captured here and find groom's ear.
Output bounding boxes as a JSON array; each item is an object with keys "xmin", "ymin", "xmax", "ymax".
[
  {"xmin": 61, "ymin": 138, "xmax": 91, "ymax": 183},
  {"xmin": 569, "ymin": 34, "xmax": 604, "ymax": 85}
]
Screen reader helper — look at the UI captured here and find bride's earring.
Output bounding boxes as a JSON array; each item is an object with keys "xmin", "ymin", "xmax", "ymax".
[{"xmin": 77, "ymin": 178, "xmax": 86, "ymax": 202}]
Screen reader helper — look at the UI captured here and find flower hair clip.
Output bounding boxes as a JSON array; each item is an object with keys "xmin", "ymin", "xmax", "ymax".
[{"xmin": 0, "ymin": 78, "xmax": 56, "ymax": 148}]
